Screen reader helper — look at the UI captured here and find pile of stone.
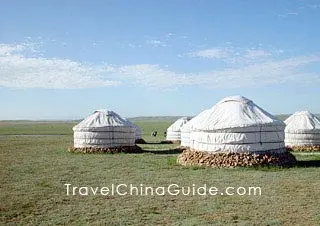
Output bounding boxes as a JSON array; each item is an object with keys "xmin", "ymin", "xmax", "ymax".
[
  {"xmin": 68, "ymin": 145, "xmax": 142, "ymax": 154},
  {"xmin": 177, "ymin": 149, "xmax": 296, "ymax": 168},
  {"xmin": 286, "ymin": 145, "xmax": 320, "ymax": 152}
]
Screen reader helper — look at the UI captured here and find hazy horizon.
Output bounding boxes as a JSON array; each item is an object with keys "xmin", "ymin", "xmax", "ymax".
[{"xmin": 3, "ymin": 113, "xmax": 320, "ymax": 122}]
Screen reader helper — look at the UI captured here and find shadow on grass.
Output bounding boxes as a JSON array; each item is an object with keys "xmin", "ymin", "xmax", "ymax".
[
  {"xmin": 140, "ymin": 141, "xmax": 177, "ymax": 145},
  {"xmin": 296, "ymin": 160, "xmax": 320, "ymax": 168},
  {"xmin": 64, "ymin": 147, "xmax": 184, "ymax": 155},
  {"xmin": 142, "ymin": 148, "xmax": 183, "ymax": 155},
  {"xmin": 141, "ymin": 142, "xmax": 163, "ymax": 145}
]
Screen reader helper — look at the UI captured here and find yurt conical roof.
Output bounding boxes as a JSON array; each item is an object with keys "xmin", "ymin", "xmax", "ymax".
[
  {"xmin": 284, "ymin": 111, "xmax": 320, "ymax": 133},
  {"xmin": 166, "ymin": 117, "xmax": 191, "ymax": 141},
  {"xmin": 284, "ymin": 111, "xmax": 320, "ymax": 146},
  {"xmin": 167, "ymin": 117, "xmax": 191, "ymax": 132},
  {"xmin": 181, "ymin": 109, "xmax": 211, "ymax": 132},
  {"xmin": 193, "ymin": 96, "xmax": 284, "ymax": 132},
  {"xmin": 73, "ymin": 110, "xmax": 133, "ymax": 131},
  {"xmin": 73, "ymin": 109, "xmax": 136, "ymax": 148},
  {"xmin": 190, "ymin": 95, "xmax": 285, "ymax": 153}
]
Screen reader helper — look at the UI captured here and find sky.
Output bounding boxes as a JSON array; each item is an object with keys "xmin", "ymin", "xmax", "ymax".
[{"xmin": 0, "ymin": 0, "xmax": 320, "ymax": 120}]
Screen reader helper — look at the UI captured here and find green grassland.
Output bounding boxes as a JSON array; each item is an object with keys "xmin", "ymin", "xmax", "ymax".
[
  {"xmin": 1, "ymin": 120, "xmax": 320, "ymax": 225},
  {"xmin": 0, "ymin": 119, "xmax": 174, "ymax": 138}
]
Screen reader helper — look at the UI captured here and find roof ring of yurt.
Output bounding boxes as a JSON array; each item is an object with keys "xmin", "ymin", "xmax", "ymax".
[
  {"xmin": 177, "ymin": 95, "xmax": 296, "ymax": 168},
  {"xmin": 69, "ymin": 109, "xmax": 141, "ymax": 153}
]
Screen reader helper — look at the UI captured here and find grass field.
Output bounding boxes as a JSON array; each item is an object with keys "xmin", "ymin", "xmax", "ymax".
[{"xmin": 1, "ymin": 120, "xmax": 320, "ymax": 225}]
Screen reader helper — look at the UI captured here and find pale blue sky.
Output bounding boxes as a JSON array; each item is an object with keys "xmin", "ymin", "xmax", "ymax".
[{"xmin": 0, "ymin": 0, "xmax": 319, "ymax": 119}]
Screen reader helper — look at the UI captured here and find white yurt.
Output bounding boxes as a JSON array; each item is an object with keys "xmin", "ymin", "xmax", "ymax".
[
  {"xmin": 72, "ymin": 110, "xmax": 136, "ymax": 149},
  {"xmin": 180, "ymin": 109, "xmax": 211, "ymax": 147},
  {"xmin": 189, "ymin": 96, "xmax": 286, "ymax": 154},
  {"xmin": 284, "ymin": 111, "xmax": 320, "ymax": 147},
  {"xmin": 166, "ymin": 117, "xmax": 191, "ymax": 142},
  {"xmin": 124, "ymin": 119, "xmax": 142, "ymax": 141}
]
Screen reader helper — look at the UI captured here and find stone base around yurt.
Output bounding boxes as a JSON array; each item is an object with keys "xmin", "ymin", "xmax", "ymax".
[
  {"xmin": 68, "ymin": 145, "xmax": 142, "ymax": 154},
  {"xmin": 177, "ymin": 149, "xmax": 296, "ymax": 168},
  {"xmin": 286, "ymin": 145, "xmax": 320, "ymax": 152}
]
